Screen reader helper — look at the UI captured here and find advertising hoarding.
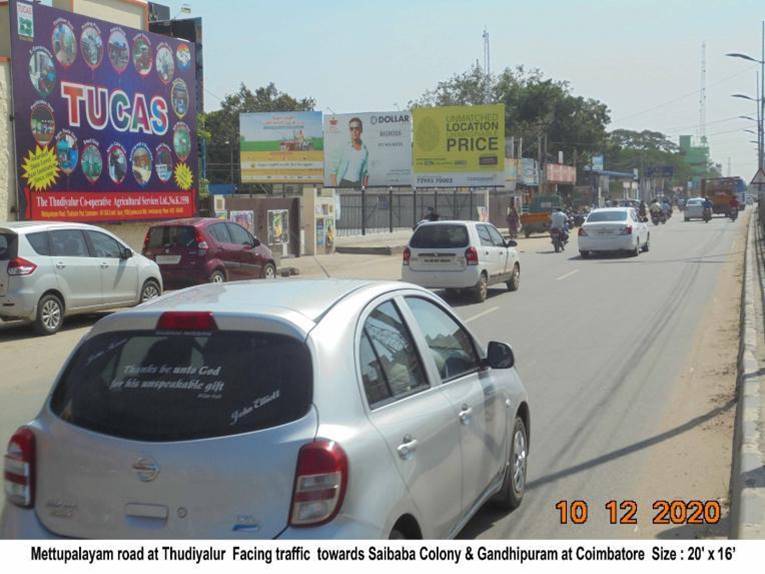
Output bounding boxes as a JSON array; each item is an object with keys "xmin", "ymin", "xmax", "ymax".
[
  {"xmin": 239, "ymin": 111, "xmax": 323, "ymax": 183},
  {"xmin": 520, "ymin": 158, "xmax": 539, "ymax": 186},
  {"xmin": 545, "ymin": 163, "xmax": 576, "ymax": 184},
  {"xmin": 267, "ymin": 209, "xmax": 290, "ymax": 245},
  {"xmin": 412, "ymin": 104, "xmax": 505, "ymax": 187},
  {"xmin": 9, "ymin": 0, "xmax": 197, "ymax": 222},
  {"xmin": 323, "ymin": 111, "xmax": 411, "ymax": 187}
]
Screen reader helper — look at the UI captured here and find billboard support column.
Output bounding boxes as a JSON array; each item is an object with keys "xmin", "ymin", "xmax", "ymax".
[
  {"xmin": 361, "ymin": 188, "xmax": 366, "ymax": 236},
  {"xmin": 453, "ymin": 188, "xmax": 458, "ymax": 219},
  {"xmin": 412, "ymin": 188, "xmax": 417, "ymax": 228},
  {"xmin": 469, "ymin": 188, "xmax": 474, "ymax": 220},
  {"xmin": 434, "ymin": 190, "xmax": 438, "ymax": 215},
  {"xmin": 388, "ymin": 187, "xmax": 393, "ymax": 233}
]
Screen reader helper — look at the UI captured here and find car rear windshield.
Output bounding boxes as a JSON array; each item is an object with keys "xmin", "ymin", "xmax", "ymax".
[
  {"xmin": 410, "ymin": 224, "xmax": 469, "ymax": 249},
  {"xmin": 687, "ymin": 199, "xmax": 702, "ymax": 205},
  {"xmin": 147, "ymin": 226, "xmax": 196, "ymax": 249},
  {"xmin": 587, "ymin": 211, "xmax": 628, "ymax": 223},
  {"xmin": 0, "ymin": 233, "xmax": 17, "ymax": 261},
  {"xmin": 50, "ymin": 330, "xmax": 313, "ymax": 441}
]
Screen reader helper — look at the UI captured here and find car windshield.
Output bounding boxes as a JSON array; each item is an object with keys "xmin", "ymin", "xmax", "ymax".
[
  {"xmin": 688, "ymin": 199, "xmax": 702, "ymax": 205},
  {"xmin": 587, "ymin": 211, "xmax": 628, "ymax": 222},
  {"xmin": 410, "ymin": 224, "xmax": 469, "ymax": 248},
  {"xmin": 50, "ymin": 331, "xmax": 313, "ymax": 441},
  {"xmin": 147, "ymin": 226, "xmax": 196, "ymax": 249}
]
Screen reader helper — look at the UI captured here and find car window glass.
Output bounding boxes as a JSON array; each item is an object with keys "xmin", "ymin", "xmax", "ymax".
[
  {"xmin": 51, "ymin": 229, "xmax": 90, "ymax": 257},
  {"xmin": 587, "ymin": 211, "xmax": 628, "ymax": 223},
  {"xmin": 208, "ymin": 223, "xmax": 232, "ymax": 244},
  {"xmin": 477, "ymin": 225, "xmax": 493, "ymax": 247},
  {"xmin": 86, "ymin": 231, "xmax": 123, "ymax": 258},
  {"xmin": 226, "ymin": 223, "xmax": 252, "ymax": 245},
  {"xmin": 409, "ymin": 224, "xmax": 469, "ymax": 248},
  {"xmin": 359, "ymin": 330, "xmax": 391, "ymax": 407},
  {"xmin": 487, "ymin": 225, "xmax": 505, "ymax": 247},
  {"xmin": 362, "ymin": 300, "xmax": 429, "ymax": 401},
  {"xmin": 0, "ymin": 234, "xmax": 17, "ymax": 261},
  {"xmin": 147, "ymin": 226, "xmax": 196, "ymax": 249},
  {"xmin": 26, "ymin": 232, "xmax": 50, "ymax": 256},
  {"xmin": 405, "ymin": 297, "xmax": 480, "ymax": 381}
]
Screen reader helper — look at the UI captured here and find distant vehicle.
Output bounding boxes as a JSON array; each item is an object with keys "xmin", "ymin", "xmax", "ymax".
[
  {"xmin": 701, "ymin": 177, "xmax": 745, "ymax": 216},
  {"xmin": 1, "ymin": 279, "xmax": 530, "ymax": 539},
  {"xmin": 684, "ymin": 197, "xmax": 706, "ymax": 221},
  {"xmin": 402, "ymin": 220, "xmax": 520, "ymax": 303},
  {"xmin": 0, "ymin": 222, "xmax": 162, "ymax": 335},
  {"xmin": 142, "ymin": 218, "xmax": 277, "ymax": 289},
  {"xmin": 520, "ymin": 195, "xmax": 562, "ymax": 237},
  {"xmin": 578, "ymin": 207, "xmax": 649, "ymax": 258}
]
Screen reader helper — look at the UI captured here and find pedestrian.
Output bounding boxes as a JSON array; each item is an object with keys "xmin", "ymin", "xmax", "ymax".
[{"xmin": 507, "ymin": 206, "xmax": 520, "ymax": 239}]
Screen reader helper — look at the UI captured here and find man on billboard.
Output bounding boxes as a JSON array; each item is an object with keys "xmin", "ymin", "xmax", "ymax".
[{"xmin": 329, "ymin": 117, "xmax": 369, "ymax": 188}]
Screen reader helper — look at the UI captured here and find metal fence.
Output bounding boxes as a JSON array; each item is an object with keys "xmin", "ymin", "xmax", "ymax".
[{"xmin": 336, "ymin": 190, "xmax": 489, "ymax": 236}]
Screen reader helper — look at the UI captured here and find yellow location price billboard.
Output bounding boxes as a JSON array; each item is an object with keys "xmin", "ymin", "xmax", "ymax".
[{"xmin": 413, "ymin": 104, "xmax": 505, "ymax": 187}]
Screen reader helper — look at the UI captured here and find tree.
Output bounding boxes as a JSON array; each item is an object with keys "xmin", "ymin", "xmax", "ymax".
[{"xmin": 205, "ymin": 83, "xmax": 315, "ymax": 188}]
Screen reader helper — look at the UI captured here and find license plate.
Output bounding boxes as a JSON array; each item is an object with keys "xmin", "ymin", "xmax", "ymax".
[
  {"xmin": 424, "ymin": 258, "xmax": 451, "ymax": 263},
  {"xmin": 597, "ymin": 229, "xmax": 613, "ymax": 235},
  {"xmin": 156, "ymin": 255, "xmax": 181, "ymax": 265}
]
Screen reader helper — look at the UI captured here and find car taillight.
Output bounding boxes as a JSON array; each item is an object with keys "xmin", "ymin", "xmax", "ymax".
[
  {"xmin": 465, "ymin": 246, "xmax": 479, "ymax": 265},
  {"xmin": 157, "ymin": 311, "xmax": 217, "ymax": 331},
  {"xmin": 578, "ymin": 227, "xmax": 588, "ymax": 237},
  {"xmin": 195, "ymin": 229, "xmax": 209, "ymax": 253},
  {"xmin": 621, "ymin": 225, "xmax": 633, "ymax": 235},
  {"xmin": 4, "ymin": 427, "xmax": 35, "ymax": 508},
  {"xmin": 402, "ymin": 247, "xmax": 411, "ymax": 266},
  {"xmin": 6, "ymin": 257, "xmax": 37, "ymax": 276},
  {"xmin": 289, "ymin": 439, "xmax": 348, "ymax": 527}
]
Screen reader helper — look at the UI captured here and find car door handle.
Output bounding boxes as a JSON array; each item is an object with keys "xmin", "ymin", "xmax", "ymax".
[
  {"xmin": 397, "ymin": 435, "xmax": 418, "ymax": 459},
  {"xmin": 55, "ymin": 262, "xmax": 66, "ymax": 270},
  {"xmin": 459, "ymin": 405, "xmax": 473, "ymax": 424},
  {"xmin": 100, "ymin": 262, "xmax": 109, "ymax": 269}
]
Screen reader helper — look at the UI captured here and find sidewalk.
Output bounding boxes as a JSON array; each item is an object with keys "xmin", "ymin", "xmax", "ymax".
[{"xmin": 731, "ymin": 210, "xmax": 765, "ymax": 538}]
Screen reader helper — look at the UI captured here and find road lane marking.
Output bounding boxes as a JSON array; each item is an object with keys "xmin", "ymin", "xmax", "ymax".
[
  {"xmin": 464, "ymin": 306, "xmax": 500, "ymax": 323},
  {"xmin": 556, "ymin": 269, "xmax": 579, "ymax": 281}
]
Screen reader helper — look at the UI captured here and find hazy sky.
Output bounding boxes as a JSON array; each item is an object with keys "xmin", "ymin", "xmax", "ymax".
[{"xmin": 160, "ymin": 0, "xmax": 764, "ymax": 179}]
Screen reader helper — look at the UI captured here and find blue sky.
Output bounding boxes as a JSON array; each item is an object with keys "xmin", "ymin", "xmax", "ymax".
[{"xmin": 150, "ymin": 1, "xmax": 765, "ymax": 178}]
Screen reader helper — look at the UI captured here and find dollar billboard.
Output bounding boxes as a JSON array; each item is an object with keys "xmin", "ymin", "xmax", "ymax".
[
  {"xmin": 323, "ymin": 112, "xmax": 412, "ymax": 187},
  {"xmin": 239, "ymin": 111, "xmax": 323, "ymax": 183},
  {"xmin": 412, "ymin": 104, "xmax": 505, "ymax": 187},
  {"xmin": 8, "ymin": 0, "xmax": 197, "ymax": 222}
]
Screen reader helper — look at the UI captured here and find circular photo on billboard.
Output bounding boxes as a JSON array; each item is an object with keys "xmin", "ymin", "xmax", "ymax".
[
  {"xmin": 108, "ymin": 28, "xmax": 129, "ymax": 73},
  {"xmin": 81, "ymin": 142, "xmax": 103, "ymax": 184},
  {"xmin": 173, "ymin": 122, "xmax": 191, "ymax": 161},
  {"xmin": 51, "ymin": 19, "xmax": 77, "ymax": 68},
  {"xmin": 170, "ymin": 78, "xmax": 189, "ymax": 118},
  {"xmin": 131, "ymin": 143, "xmax": 153, "ymax": 186},
  {"xmin": 28, "ymin": 47, "xmax": 57, "ymax": 99},
  {"xmin": 132, "ymin": 34, "xmax": 152, "ymax": 76},
  {"xmin": 155, "ymin": 144, "xmax": 174, "ymax": 182},
  {"xmin": 176, "ymin": 43, "xmax": 191, "ymax": 70},
  {"xmin": 55, "ymin": 130, "xmax": 79, "ymax": 175},
  {"xmin": 80, "ymin": 23, "xmax": 103, "ymax": 69},
  {"xmin": 107, "ymin": 143, "xmax": 128, "ymax": 184},
  {"xmin": 30, "ymin": 101, "xmax": 56, "ymax": 146},
  {"xmin": 155, "ymin": 42, "xmax": 174, "ymax": 84}
]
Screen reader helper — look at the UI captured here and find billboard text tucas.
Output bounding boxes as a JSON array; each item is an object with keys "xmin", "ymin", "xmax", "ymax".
[
  {"xmin": 9, "ymin": 0, "xmax": 198, "ymax": 222},
  {"xmin": 412, "ymin": 104, "xmax": 505, "ymax": 188}
]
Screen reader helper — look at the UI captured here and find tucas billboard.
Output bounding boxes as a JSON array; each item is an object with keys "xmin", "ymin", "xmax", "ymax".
[
  {"xmin": 239, "ymin": 111, "xmax": 323, "ymax": 183},
  {"xmin": 323, "ymin": 112, "xmax": 411, "ymax": 188},
  {"xmin": 412, "ymin": 104, "xmax": 505, "ymax": 187},
  {"xmin": 8, "ymin": 0, "xmax": 197, "ymax": 222}
]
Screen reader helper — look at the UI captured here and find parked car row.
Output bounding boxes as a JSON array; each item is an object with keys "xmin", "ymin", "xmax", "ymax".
[{"xmin": 0, "ymin": 218, "xmax": 276, "ymax": 334}]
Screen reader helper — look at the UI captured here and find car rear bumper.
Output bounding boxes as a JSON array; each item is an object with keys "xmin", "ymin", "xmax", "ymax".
[
  {"xmin": 277, "ymin": 516, "xmax": 383, "ymax": 540},
  {"xmin": 158, "ymin": 265, "xmax": 210, "ymax": 288},
  {"xmin": 0, "ymin": 289, "xmax": 37, "ymax": 321},
  {"xmin": 1, "ymin": 505, "xmax": 58, "ymax": 539},
  {"xmin": 578, "ymin": 235, "xmax": 636, "ymax": 252},
  {"xmin": 401, "ymin": 266, "xmax": 481, "ymax": 289}
]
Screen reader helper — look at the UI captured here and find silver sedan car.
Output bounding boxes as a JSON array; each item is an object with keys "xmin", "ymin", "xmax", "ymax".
[{"xmin": 2, "ymin": 279, "xmax": 529, "ymax": 539}]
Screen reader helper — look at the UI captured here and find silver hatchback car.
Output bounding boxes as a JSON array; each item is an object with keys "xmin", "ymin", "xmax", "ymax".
[
  {"xmin": 1, "ymin": 279, "xmax": 529, "ymax": 539},
  {"xmin": 0, "ymin": 222, "xmax": 162, "ymax": 335}
]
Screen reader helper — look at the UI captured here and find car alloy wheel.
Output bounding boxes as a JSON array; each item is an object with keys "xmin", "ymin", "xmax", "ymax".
[
  {"xmin": 512, "ymin": 426, "xmax": 528, "ymax": 495},
  {"xmin": 140, "ymin": 281, "xmax": 160, "ymax": 302},
  {"xmin": 507, "ymin": 264, "xmax": 520, "ymax": 291},
  {"xmin": 210, "ymin": 270, "xmax": 225, "ymax": 284},
  {"xmin": 263, "ymin": 263, "xmax": 276, "ymax": 279},
  {"xmin": 41, "ymin": 299, "xmax": 62, "ymax": 331}
]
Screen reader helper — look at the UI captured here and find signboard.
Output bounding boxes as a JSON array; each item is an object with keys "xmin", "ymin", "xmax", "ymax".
[
  {"xmin": 646, "ymin": 165, "xmax": 674, "ymax": 178},
  {"xmin": 228, "ymin": 210, "xmax": 254, "ymax": 234},
  {"xmin": 504, "ymin": 158, "xmax": 518, "ymax": 191},
  {"xmin": 267, "ymin": 209, "xmax": 290, "ymax": 245},
  {"xmin": 545, "ymin": 163, "xmax": 576, "ymax": 184},
  {"xmin": 412, "ymin": 104, "xmax": 505, "ymax": 187},
  {"xmin": 9, "ymin": 0, "xmax": 197, "ymax": 222},
  {"xmin": 239, "ymin": 111, "xmax": 323, "ymax": 183},
  {"xmin": 520, "ymin": 158, "xmax": 539, "ymax": 186},
  {"xmin": 591, "ymin": 154, "xmax": 604, "ymax": 172},
  {"xmin": 323, "ymin": 112, "xmax": 411, "ymax": 187}
]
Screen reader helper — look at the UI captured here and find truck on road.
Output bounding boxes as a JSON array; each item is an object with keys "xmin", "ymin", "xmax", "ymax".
[{"xmin": 701, "ymin": 177, "xmax": 745, "ymax": 216}]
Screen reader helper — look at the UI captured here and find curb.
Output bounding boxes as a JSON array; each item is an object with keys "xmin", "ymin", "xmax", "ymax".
[
  {"xmin": 731, "ymin": 210, "xmax": 765, "ymax": 538},
  {"xmin": 335, "ymin": 245, "xmax": 406, "ymax": 256},
  {"xmin": 277, "ymin": 267, "xmax": 300, "ymax": 277}
]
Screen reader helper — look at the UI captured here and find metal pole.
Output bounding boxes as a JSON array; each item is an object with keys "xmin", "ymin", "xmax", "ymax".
[
  {"xmin": 761, "ymin": 20, "xmax": 764, "ymax": 169},
  {"xmin": 434, "ymin": 189, "xmax": 438, "ymax": 215},
  {"xmin": 361, "ymin": 188, "xmax": 366, "ymax": 236},
  {"xmin": 229, "ymin": 141, "xmax": 234, "ymax": 184},
  {"xmin": 412, "ymin": 188, "xmax": 417, "ymax": 228},
  {"xmin": 388, "ymin": 187, "xmax": 393, "ymax": 233}
]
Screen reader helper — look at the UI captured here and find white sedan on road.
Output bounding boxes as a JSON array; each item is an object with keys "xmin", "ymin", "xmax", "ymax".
[
  {"xmin": 402, "ymin": 220, "xmax": 520, "ymax": 302},
  {"xmin": 578, "ymin": 207, "xmax": 649, "ymax": 258},
  {"xmin": 684, "ymin": 197, "xmax": 705, "ymax": 221}
]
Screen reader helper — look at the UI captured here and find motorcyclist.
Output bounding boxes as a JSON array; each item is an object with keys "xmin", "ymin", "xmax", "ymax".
[
  {"xmin": 650, "ymin": 200, "xmax": 662, "ymax": 215},
  {"xmin": 702, "ymin": 197, "xmax": 713, "ymax": 220},
  {"xmin": 638, "ymin": 201, "xmax": 648, "ymax": 222},
  {"xmin": 661, "ymin": 198, "xmax": 672, "ymax": 219},
  {"xmin": 550, "ymin": 207, "xmax": 569, "ymax": 243}
]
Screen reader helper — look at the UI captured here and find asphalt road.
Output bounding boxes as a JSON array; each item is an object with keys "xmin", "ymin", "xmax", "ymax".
[{"xmin": 0, "ymin": 211, "xmax": 746, "ymax": 538}]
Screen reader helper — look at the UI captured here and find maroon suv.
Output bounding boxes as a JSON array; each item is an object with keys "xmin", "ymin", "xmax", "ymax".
[{"xmin": 142, "ymin": 218, "xmax": 277, "ymax": 288}]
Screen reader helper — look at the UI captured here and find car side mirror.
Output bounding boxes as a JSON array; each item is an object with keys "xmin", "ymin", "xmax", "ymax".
[
  {"xmin": 486, "ymin": 341, "xmax": 514, "ymax": 369},
  {"xmin": 505, "ymin": 239, "xmax": 518, "ymax": 248},
  {"xmin": 121, "ymin": 247, "xmax": 133, "ymax": 260}
]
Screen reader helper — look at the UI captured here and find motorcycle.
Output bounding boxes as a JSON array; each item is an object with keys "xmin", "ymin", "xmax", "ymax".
[
  {"xmin": 651, "ymin": 212, "xmax": 663, "ymax": 225},
  {"xmin": 729, "ymin": 206, "xmax": 739, "ymax": 221},
  {"xmin": 702, "ymin": 207, "xmax": 712, "ymax": 223},
  {"xmin": 550, "ymin": 227, "xmax": 567, "ymax": 253}
]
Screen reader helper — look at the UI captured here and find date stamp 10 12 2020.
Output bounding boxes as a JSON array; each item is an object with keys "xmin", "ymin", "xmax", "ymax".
[{"xmin": 554, "ymin": 499, "xmax": 722, "ymax": 526}]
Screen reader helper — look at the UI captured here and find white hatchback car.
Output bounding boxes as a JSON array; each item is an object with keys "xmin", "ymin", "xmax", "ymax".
[
  {"xmin": 684, "ymin": 197, "xmax": 705, "ymax": 221},
  {"xmin": 578, "ymin": 207, "xmax": 649, "ymax": 258},
  {"xmin": 401, "ymin": 221, "xmax": 521, "ymax": 302}
]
